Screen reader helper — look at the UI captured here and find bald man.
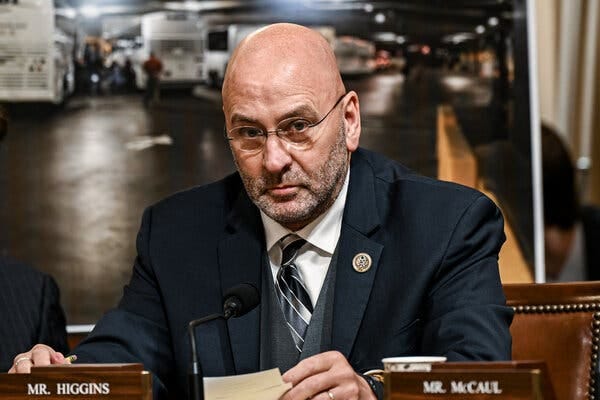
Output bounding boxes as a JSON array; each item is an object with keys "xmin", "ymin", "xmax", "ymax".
[{"xmin": 10, "ymin": 24, "xmax": 512, "ymax": 400}]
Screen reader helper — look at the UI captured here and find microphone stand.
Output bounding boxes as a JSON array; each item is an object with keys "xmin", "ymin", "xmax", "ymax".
[
  {"xmin": 188, "ymin": 286, "xmax": 257, "ymax": 400},
  {"xmin": 188, "ymin": 308, "xmax": 238, "ymax": 400},
  {"xmin": 188, "ymin": 313, "xmax": 222, "ymax": 400}
]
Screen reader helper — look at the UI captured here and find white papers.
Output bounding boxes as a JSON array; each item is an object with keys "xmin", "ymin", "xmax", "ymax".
[{"xmin": 204, "ymin": 368, "xmax": 292, "ymax": 400}]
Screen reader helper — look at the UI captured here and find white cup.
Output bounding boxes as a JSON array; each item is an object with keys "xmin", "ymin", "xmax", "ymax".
[{"xmin": 382, "ymin": 356, "xmax": 447, "ymax": 372}]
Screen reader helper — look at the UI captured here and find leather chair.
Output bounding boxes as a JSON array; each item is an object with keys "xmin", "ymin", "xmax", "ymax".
[{"xmin": 504, "ymin": 282, "xmax": 600, "ymax": 400}]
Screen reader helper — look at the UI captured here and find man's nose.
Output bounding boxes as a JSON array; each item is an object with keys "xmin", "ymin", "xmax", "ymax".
[{"xmin": 262, "ymin": 134, "xmax": 293, "ymax": 173}]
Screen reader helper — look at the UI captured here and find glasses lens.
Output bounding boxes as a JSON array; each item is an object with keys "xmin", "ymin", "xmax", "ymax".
[
  {"xmin": 278, "ymin": 119, "xmax": 312, "ymax": 145},
  {"xmin": 229, "ymin": 127, "xmax": 264, "ymax": 151}
]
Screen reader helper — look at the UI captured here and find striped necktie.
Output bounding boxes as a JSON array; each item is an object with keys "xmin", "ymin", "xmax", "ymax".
[{"xmin": 275, "ymin": 234, "xmax": 313, "ymax": 352}]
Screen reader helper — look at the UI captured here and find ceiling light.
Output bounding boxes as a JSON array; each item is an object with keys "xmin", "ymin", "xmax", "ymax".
[
  {"xmin": 442, "ymin": 33, "xmax": 475, "ymax": 44},
  {"xmin": 374, "ymin": 12, "xmax": 386, "ymax": 24},
  {"xmin": 475, "ymin": 25, "xmax": 486, "ymax": 34},
  {"xmin": 374, "ymin": 32, "xmax": 397, "ymax": 42}
]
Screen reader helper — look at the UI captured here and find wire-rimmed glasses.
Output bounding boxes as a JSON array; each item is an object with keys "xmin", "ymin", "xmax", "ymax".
[{"xmin": 226, "ymin": 93, "xmax": 347, "ymax": 153}]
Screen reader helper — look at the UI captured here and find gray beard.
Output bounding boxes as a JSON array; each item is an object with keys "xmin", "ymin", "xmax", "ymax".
[{"xmin": 238, "ymin": 121, "xmax": 349, "ymax": 229}]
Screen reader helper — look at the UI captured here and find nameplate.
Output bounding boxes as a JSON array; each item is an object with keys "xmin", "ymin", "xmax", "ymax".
[
  {"xmin": 385, "ymin": 361, "xmax": 555, "ymax": 400},
  {"xmin": 0, "ymin": 364, "xmax": 152, "ymax": 400}
]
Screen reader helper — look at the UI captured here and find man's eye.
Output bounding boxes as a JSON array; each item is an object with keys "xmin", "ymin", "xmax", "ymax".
[
  {"xmin": 239, "ymin": 127, "xmax": 263, "ymax": 138},
  {"xmin": 287, "ymin": 120, "xmax": 310, "ymax": 132}
]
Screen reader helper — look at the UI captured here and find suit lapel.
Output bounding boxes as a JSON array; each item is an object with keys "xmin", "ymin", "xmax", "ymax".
[
  {"xmin": 218, "ymin": 190, "xmax": 264, "ymax": 374},
  {"xmin": 332, "ymin": 151, "xmax": 384, "ymax": 357}
]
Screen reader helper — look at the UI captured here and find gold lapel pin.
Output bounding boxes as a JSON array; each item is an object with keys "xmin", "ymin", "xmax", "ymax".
[{"xmin": 352, "ymin": 253, "xmax": 372, "ymax": 273}]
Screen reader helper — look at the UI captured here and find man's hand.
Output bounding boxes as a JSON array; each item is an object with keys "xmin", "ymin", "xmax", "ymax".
[
  {"xmin": 281, "ymin": 351, "xmax": 376, "ymax": 400},
  {"xmin": 8, "ymin": 344, "xmax": 70, "ymax": 373}
]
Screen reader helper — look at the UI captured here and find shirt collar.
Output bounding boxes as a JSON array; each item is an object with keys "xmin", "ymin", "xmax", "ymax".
[{"xmin": 261, "ymin": 169, "xmax": 350, "ymax": 255}]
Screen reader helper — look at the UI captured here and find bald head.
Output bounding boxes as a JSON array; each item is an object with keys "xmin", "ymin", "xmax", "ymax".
[
  {"xmin": 222, "ymin": 23, "xmax": 345, "ymax": 106},
  {"xmin": 221, "ymin": 24, "xmax": 362, "ymax": 231}
]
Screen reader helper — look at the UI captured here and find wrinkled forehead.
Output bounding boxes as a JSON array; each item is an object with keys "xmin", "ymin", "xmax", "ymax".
[{"xmin": 225, "ymin": 59, "xmax": 329, "ymax": 104}]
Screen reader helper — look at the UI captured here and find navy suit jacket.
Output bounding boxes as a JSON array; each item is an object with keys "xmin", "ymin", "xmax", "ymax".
[
  {"xmin": 75, "ymin": 148, "xmax": 513, "ymax": 399},
  {"xmin": 0, "ymin": 257, "xmax": 69, "ymax": 371}
]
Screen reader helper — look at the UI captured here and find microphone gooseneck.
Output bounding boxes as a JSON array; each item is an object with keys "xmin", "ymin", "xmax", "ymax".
[{"xmin": 188, "ymin": 283, "xmax": 261, "ymax": 400}]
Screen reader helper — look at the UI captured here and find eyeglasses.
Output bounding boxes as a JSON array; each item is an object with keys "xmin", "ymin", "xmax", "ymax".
[{"xmin": 226, "ymin": 93, "xmax": 347, "ymax": 153}]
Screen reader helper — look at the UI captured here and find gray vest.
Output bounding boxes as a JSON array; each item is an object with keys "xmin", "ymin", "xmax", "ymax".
[{"xmin": 259, "ymin": 250, "xmax": 338, "ymax": 373}]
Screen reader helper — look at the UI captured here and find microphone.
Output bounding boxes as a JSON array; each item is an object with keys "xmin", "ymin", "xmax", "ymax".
[
  {"xmin": 188, "ymin": 283, "xmax": 260, "ymax": 400},
  {"xmin": 223, "ymin": 283, "xmax": 261, "ymax": 319}
]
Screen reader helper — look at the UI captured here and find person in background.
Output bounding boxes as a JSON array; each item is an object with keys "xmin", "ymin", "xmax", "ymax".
[
  {"xmin": 142, "ymin": 51, "xmax": 163, "ymax": 108},
  {"xmin": 0, "ymin": 105, "xmax": 69, "ymax": 371},
  {"xmin": 9, "ymin": 24, "xmax": 512, "ymax": 400},
  {"xmin": 84, "ymin": 42, "xmax": 104, "ymax": 95},
  {"xmin": 123, "ymin": 58, "xmax": 137, "ymax": 93},
  {"xmin": 542, "ymin": 123, "xmax": 600, "ymax": 281}
]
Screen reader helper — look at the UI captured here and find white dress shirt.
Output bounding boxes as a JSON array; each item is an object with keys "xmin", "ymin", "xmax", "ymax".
[{"xmin": 260, "ymin": 170, "xmax": 350, "ymax": 307}]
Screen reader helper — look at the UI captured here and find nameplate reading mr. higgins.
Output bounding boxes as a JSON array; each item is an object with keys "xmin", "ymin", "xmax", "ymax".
[
  {"xmin": 27, "ymin": 382, "xmax": 110, "ymax": 396},
  {"xmin": 423, "ymin": 380, "xmax": 503, "ymax": 395}
]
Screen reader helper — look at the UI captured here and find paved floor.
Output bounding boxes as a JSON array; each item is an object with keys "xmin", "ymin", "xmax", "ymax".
[{"xmin": 0, "ymin": 68, "xmax": 530, "ymax": 324}]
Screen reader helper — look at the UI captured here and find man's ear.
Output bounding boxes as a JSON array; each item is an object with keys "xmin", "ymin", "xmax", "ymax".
[{"xmin": 343, "ymin": 91, "xmax": 361, "ymax": 152}]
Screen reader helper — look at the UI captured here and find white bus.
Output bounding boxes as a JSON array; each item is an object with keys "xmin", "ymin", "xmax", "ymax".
[
  {"xmin": 0, "ymin": 0, "xmax": 79, "ymax": 104},
  {"xmin": 134, "ymin": 12, "xmax": 203, "ymax": 89}
]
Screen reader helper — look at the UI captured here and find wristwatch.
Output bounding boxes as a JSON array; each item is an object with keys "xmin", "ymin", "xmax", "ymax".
[{"xmin": 362, "ymin": 370, "xmax": 385, "ymax": 400}]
